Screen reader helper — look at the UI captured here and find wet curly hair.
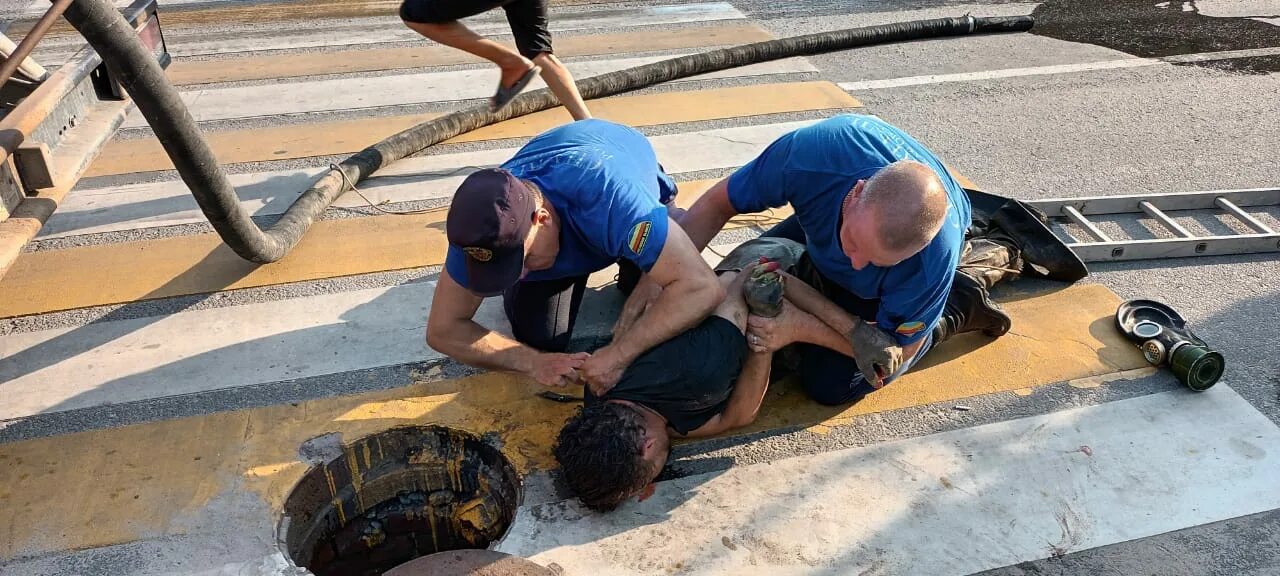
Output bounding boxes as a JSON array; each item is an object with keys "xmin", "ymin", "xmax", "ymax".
[{"xmin": 553, "ymin": 402, "xmax": 661, "ymax": 512}]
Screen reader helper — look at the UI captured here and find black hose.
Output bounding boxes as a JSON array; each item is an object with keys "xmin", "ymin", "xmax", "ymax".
[{"xmin": 62, "ymin": 0, "xmax": 1033, "ymax": 263}]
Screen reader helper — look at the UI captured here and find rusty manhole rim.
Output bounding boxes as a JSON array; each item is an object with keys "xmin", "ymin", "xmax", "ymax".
[{"xmin": 273, "ymin": 424, "xmax": 525, "ymax": 572}]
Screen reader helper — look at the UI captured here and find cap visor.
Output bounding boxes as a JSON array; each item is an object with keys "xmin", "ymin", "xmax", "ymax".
[{"xmin": 465, "ymin": 247, "xmax": 524, "ymax": 297}]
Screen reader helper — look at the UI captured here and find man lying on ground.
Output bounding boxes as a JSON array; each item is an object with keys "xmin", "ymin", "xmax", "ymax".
[{"xmin": 553, "ymin": 238, "xmax": 813, "ymax": 512}]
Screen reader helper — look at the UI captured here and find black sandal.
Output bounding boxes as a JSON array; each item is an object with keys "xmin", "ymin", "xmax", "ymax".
[{"xmin": 489, "ymin": 65, "xmax": 541, "ymax": 113}]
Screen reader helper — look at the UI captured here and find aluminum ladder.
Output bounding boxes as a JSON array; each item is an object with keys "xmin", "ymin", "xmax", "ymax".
[{"xmin": 1027, "ymin": 187, "xmax": 1280, "ymax": 263}]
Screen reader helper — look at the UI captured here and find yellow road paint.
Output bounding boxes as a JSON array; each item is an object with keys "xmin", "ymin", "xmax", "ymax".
[
  {"xmin": 0, "ymin": 284, "xmax": 1146, "ymax": 559},
  {"xmin": 0, "ymin": 180, "xmax": 794, "ymax": 317},
  {"xmin": 738, "ymin": 285, "xmax": 1150, "ymax": 435},
  {"xmin": 86, "ymin": 81, "xmax": 860, "ymax": 176},
  {"xmin": 167, "ymin": 24, "xmax": 775, "ymax": 85}
]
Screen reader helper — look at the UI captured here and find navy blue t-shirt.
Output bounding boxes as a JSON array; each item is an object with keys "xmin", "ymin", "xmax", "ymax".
[
  {"xmin": 727, "ymin": 114, "xmax": 972, "ymax": 345},
  {"xmin": 446, "ymin": 120, "xmax": 677, "ymax": 289}
]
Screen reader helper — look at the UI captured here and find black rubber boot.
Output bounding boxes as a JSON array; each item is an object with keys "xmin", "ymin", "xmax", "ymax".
[
  {"xmin": 964, "ymin": 188, "xmax": 1089, "ymax": 283},
  {"xmin": 931, "ymin": 272, "xmax": 1012, "ymax": 344}
]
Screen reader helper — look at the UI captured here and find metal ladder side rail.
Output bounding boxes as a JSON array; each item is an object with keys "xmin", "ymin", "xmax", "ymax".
[{"xmin": 1027, "ymin": 187, "xmax": 1280, "ymax": 262}]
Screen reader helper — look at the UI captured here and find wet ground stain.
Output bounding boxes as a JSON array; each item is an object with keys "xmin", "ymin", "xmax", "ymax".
[{"xmin": 1032, "ymin": 0, "xmax": 1280, "ymax": 74}]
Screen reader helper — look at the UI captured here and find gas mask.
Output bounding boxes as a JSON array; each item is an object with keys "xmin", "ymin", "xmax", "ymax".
[{"xmin": 1115, "ymin": 299, "xmax": 1224, "ymax": 391}]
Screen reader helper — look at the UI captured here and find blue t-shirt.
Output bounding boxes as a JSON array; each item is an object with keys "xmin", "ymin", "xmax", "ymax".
[
  {"xmin": 727, "ymin": 114, "xmax": 972, "ymax": 345},
  {"xmin": 446, "ymin": 119, "xmax": 676, "ymax": 289}
]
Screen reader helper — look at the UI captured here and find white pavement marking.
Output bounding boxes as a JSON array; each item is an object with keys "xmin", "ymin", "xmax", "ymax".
[
  {"xmin": 0, "ymin": 282, "xmax": 498, "ymax": 420},
  {"xmin": 838, "ymin": 46, "xmax": 1280, "ymax": 91},
  {"xmin": 498, "ymin": 386, "xmax": 1280, "ymax": 575},
  {"xmin": 32, "ymin": 3, "xmax": 745, "ymax": 62},
  {"xmin": 47, "ymin": 121, "xmax": 811, "ymax": 238},
  {"xmin": 0, "ymin": 242, "xmax": 738, "ymax": 420},
  {"xmin": 1194, "ymin": 0, "xmax": 1280, "ymax": 26},
  {"xmin": 120, "ymin": 53, "xmax": 816, "ymax": 128},
  {"xmin": 166, "ymin": 3, "xmax": 745, "ymax": 57}
]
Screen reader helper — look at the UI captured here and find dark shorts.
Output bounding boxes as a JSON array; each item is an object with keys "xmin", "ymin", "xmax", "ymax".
[
  {"xmin": 400, "ymin": 0, "xmax": 553, "ymax": 59},
  {"xmin": 762, "ymin": 215, "xmax": 935, "ymax": 406}
]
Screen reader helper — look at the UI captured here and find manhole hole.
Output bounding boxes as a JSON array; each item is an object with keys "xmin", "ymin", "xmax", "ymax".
[{"xmin": 279, "ymin": 426, "xmax": 522, "ymax": 576}]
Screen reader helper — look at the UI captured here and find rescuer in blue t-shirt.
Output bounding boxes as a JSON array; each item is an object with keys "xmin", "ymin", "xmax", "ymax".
[
  {"xmin": 427, "ymin": 119, "xmax": 724, "ymax": 394},
  {"xmin": 680, "ymin": 114, "xmax": 1080, "ymax": 405}
]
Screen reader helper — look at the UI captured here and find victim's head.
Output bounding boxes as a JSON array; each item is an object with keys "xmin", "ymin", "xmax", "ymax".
[{"xmin": 553, "ymin": 401, "xmax": 669, "ymax": 512}]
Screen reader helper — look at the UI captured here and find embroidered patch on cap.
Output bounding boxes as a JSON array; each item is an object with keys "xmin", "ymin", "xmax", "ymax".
[
  {"xmin": 463, "ymin": 247, "xmax": 493, "ymax": 262},
  {"xmin": 895, "ymin": 321, "xmax": 926, "ymax": 337},
  {"xmin": 627, "ymin": 221, "xmax": 652, "ymax": 255}
]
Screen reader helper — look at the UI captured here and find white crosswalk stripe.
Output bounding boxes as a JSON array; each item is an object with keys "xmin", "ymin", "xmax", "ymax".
[
  {"xmin": 46, "ymin": 121, "xmax": 814, "ymax": 238},
  {"xmin": 32, "ymin": 2, "xmax": 747, "ymax": 63},
  {"xmin": 119, "ymin": 54, "xmax": 815, "ymax": 127}
]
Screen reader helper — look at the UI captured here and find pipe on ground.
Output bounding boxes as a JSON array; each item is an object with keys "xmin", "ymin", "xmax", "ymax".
[{"xmin": 61, "ymin": 0, "xmax": 1033, "ymax": 263}]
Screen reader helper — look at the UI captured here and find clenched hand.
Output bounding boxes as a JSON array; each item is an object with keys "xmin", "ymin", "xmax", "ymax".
[
  {"xmin": 580, "ymin": 345, "xmax": 627, "ymax": 396},
  {"xmin": 531, "ymin": 352, "xmax": 590, "ymax": 388}
]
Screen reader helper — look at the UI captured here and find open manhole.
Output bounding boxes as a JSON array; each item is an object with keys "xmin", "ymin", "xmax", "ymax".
[{"xmin": 279, "ymin": 426, "xmax": 522, "ymax": 576}]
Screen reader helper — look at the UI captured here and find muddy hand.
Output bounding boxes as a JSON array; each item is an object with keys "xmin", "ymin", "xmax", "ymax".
[
  {"xmin": 742, "ymin": 258, "xmax": 784, "ymax": 318},
  {"xmin": 746, "ymin": 300, "xmax": 808, "ymax": 354}
]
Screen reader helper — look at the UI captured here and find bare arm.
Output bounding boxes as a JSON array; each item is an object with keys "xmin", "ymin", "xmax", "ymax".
[
  {"xmin": 582, "ymin": 220, "xmax": 725, "ymax": 394},
  {"xmin": 779, "ymin": 273, "xmax": 926, "ymax": 361},
  {"xmin": 611, "ymin": 275, "xmax": 662, "ymax": 339},
  {"xmin": 679, "ymin": 178, "xmax": 738, "ymax": 252},
  {"xmin": 615, "ymin": 179, "xmax": 740, "ymax": 328},
  {"xmin": 426, "ymin": 269, "xmax": 587, "ymax": 387},
  {"xmin": 681, "ymin": 350, "xmax": 773, "ymax": 438}
]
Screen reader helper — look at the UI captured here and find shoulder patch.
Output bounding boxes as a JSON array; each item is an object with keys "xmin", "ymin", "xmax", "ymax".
[
  {"xmin": 627, "ymin": 221, "xmax": 652, "ymax": 255},
  {"xmin": 895, "ymin": 321, "xmax": 926, "ymax": 337}
]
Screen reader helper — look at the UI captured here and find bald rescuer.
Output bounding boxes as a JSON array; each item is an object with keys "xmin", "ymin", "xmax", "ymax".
[
  {"xmin": 680, "ymin": 114, "xmax": 1083, "ymax": 405},
  {"xmin": 426, "ymin": 119, "xmax": 724, "ymax": 392}
]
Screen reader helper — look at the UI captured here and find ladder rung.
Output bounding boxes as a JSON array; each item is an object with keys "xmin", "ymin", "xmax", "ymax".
[
  {"xmin": 1215, "ymin": 197, "xmax": 1275, "ymax": 234},
  {"xmin": 1138, "ymin": 201, "xmax": 1194, "ymax": 238},
  {"xmin": 1062, "ymin": 205, "xmax": 1112, "ymax": 242}
]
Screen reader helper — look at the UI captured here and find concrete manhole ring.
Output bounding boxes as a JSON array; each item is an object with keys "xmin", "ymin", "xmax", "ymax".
[{"xmin": 277, "ymin": 425, "xmax": 523, "ymax": 576}]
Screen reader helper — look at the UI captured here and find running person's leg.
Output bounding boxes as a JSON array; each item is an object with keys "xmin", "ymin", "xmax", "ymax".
[
  {"xmin": 399, "ymin": 0, "xmax": 542, "ymax": 107},
  {"xmin": 502, "ymin": 0, "xmax": 592, "ymax": 119}
]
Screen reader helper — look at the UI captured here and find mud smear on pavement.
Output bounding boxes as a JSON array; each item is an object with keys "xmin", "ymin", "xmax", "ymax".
[{"xmin": 1032, "ymin": 0, "xmax": 1280, "ymax": 73}]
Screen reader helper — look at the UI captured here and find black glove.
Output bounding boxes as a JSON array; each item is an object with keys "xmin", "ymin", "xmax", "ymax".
[{"xmin": 850, "ymin": 321, "xmax": 902, "ymax": 387}]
